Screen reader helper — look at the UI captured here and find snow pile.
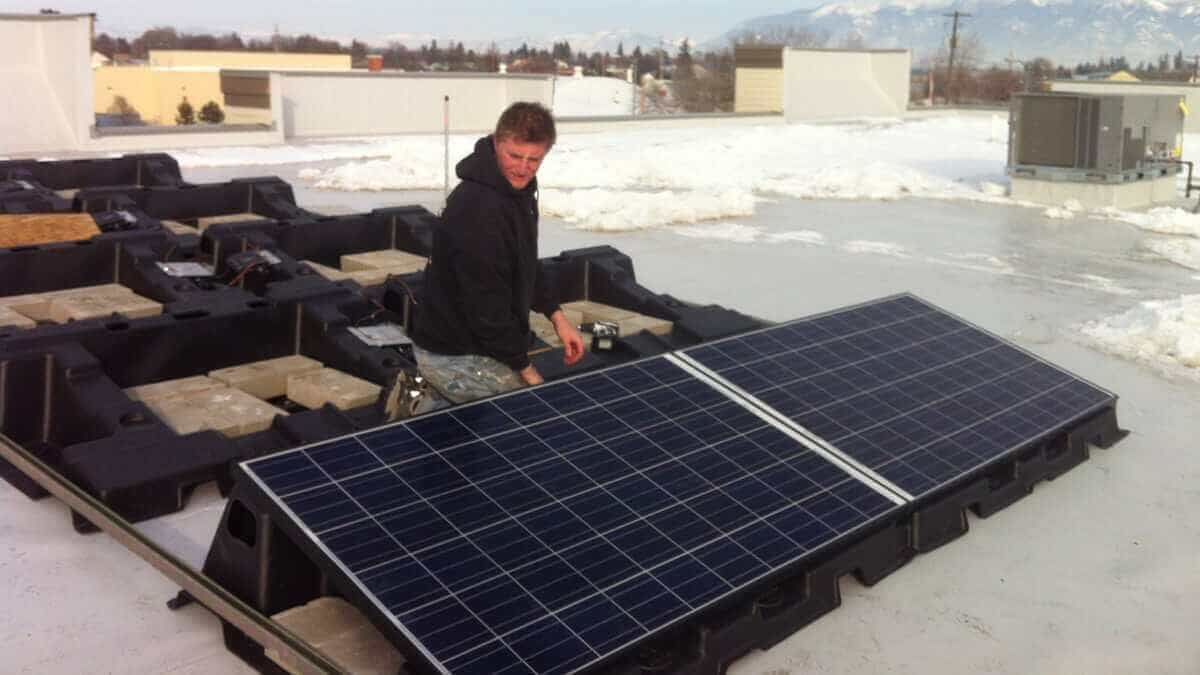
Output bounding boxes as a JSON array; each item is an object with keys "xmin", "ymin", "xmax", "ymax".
[
  {"xmin": 842, "ymin": 240, "xmax": 911, "ymax": 257},
  {"xmin": 1079, "ymin": 295, "xmax": 1200, "ymax": 377},
  {"xmin": 1141, "ymin": 237, "xmax": 1200, "ymax": 270},
  {"xmin": 540, "ymin": 187, "xmax": 755, "ymax": 230},
  {"xmin": 553, "ymin": 76, "xmax": 634, "ymax": 117},
  {"xmin": 173, "ymin": 139, "xmax": 402, "ymax": 168},
  {"xmin": 944, "ymin": 252, "xmax": 1017, "ymax": 274},
  {"xmin": 1074, "ymin": 274, "xmax": 1136, "ymax": 297},
  {"xmin": 1044, "ymin": 199, "xmax": 1084, "ymax": 220},
  {"xmin": 290, "ymin": 115, "xmax": 1010, "ymax": 231},
  {"xmin": 671, "ymin": 224, "xmax": 827, "ymax": 244},
  {"xmin": 1104, "ymin": 206, "xmax": 1200, "ymax": 237}
]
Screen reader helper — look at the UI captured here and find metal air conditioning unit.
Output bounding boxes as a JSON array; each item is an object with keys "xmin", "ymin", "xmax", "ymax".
[{"xmin": 1008, "ymin": 92, "xmax": 1184, "ymax": 182}]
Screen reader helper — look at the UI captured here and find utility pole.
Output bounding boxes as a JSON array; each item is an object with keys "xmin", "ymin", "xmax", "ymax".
[{"xmin": 943, "ymin": 10, "xmax": 971, "ymax": 103}]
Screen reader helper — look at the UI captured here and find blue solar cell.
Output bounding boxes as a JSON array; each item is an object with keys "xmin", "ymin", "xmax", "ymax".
[
  {"xmin": 339, "ymin": 469, "xmax": 416, "ymax": 514},
  {"xmin": 250, "ymin": 452, "xmax": 325, "ymax": 495},
  {"xmin": 693, "ymin": 538, "xmax": 767, "ymax": 587},
  {"xmin": 280, "ymin": 483, "xmax": 362, "ymax": 533},
  {"xmin": 507, "ymin": 617, "xmax": 594, "ymax": 675},
  {"xmin": 523, "ymin": 457, "xmax": 595, "ymax": 499},
  {"xmin": 559, "ymin": 537, "xmax": 640, "ymax": 588},
  {"xmin": 608, "ymin": 573, "xmax": 689, "ymax": 627},
  {"xmin": 559, "ymin": 595, "xmax": 642, "ymax": 654},
  {"xmin": 358, "ymin": 424, "xmax": 428, "ymax": 465},
  {"xmin": 443, "ymin": 640, "xmax": 530, "ymax": 675},
  {"xmin": 451, "ymin": 402, "xmax": 519, "ymax": 438},
  {"xmin": 321, "ymin": 519, "xmax": 404, "ymax": 574},
  {"xmin": 362, "ymin": 556, "xmax": 442, "ymax": 615}
]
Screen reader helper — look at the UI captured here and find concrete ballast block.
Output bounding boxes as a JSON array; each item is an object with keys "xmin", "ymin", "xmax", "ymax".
[
  {"xmin": 0, "ymin": 304, "xmax": 37, "ymax": 329},
  {"xmin": 46, "ymin": 290, "xmax": 162, "ymax": 323},
  {"xmin": 303, "ymin": 260, "xmax": 395, "ymax": 287},
  {"xmin": 266, "ymin": 597, "xmax": 404, "ymax": 675},
  {"xmin": 124, "ymin": 375, "xmax": 225, "ymax": 403},
  {"xmin": 142, "ymin": 386, "xmax": 287, "ymax": 437},
  {"xmin": 339, "ymin": 249, "xmax": 428, "ymax": 275},
  {"xmin": 209, "ymin": 355, "xmax": 324, "ymax": 399},
  {"xmin": 287, "ymin": 368, "xmax": 381, "ymax": 411},
  {"xmin": 196, "ymin": 212, "xmax": 268, "ymax": 231}
]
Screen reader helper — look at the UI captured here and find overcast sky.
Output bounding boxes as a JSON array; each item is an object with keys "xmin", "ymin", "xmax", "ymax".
[{"xmin": 12, "ymin": 0, "xmax": 821, "ymax": 44}]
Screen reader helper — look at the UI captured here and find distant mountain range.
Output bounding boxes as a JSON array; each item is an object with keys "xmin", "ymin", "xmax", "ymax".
[{"xmin": 715, "ymin": 0, "xmax": 1200, "ymax": 66}]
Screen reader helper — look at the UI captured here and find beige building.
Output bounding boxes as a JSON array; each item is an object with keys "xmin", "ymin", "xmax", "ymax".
[
  {"xmin": 735, "ymin": 47, "xmax": 911, "ymax": 120},
  {"xmin": 734, "ymin": 46, "xmax": 784, "ymax": 113},
  {"xmin": 94, "ymin": 50, "xmax": 351, "ymax": 125}
]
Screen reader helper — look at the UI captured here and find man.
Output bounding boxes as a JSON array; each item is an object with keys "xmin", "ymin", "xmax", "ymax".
[{"xmin": 409, "ymin": 102, "xmax": 584, "ymax": 404}]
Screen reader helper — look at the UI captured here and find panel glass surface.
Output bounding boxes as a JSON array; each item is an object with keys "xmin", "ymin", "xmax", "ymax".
[
  {"xmin": 684, "ymin": 295, "xmax": 1114, "ymax": 496},
  {"xmin": 243, "ymin": 356, "xmax": 898, "ymax": 675}
]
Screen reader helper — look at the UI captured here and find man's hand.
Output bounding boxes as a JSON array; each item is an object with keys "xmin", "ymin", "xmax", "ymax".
[
  {"xmin": 518, "ymin": 364, "xmax": 544, "ymax": 386},
  {"xmin": 550, "ymin": 310, "xmax": 585, "ymax": 366}
]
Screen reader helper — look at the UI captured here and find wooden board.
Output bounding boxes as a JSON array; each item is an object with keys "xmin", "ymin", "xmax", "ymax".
[{"xmin": 0, "ymin": 213, "xmax": 100, "ymax": 248}]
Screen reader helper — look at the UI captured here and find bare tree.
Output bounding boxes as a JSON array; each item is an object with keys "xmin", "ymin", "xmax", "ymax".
[
  {"xmin": 930, "ymin": 32, "xmax": 984, "ymax": 103},
  {"xmin": 731, "ymin": 26, "xmax": 828, "ymax": 49},
  {"xmin": 839, "ymin": 32, "xmax": 866, "ymax": 49}
]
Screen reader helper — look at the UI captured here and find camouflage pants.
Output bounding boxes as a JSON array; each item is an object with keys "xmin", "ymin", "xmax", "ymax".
[{"xmin": 413, "ymin": 345, "xmax": 525, "ymax": 405}]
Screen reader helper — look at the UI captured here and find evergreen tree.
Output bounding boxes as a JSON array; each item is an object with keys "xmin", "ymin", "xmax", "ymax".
[
  {"xmin": 198, "ymin": 100, "xmax": 225, "ymax": 124},
  {"xmin": 175, "ymin": 97, "xmax": 196, "ymax": 125},
  {"xmin": 674, "ymin": 39, "xmax": 693, "ymax": 80}
]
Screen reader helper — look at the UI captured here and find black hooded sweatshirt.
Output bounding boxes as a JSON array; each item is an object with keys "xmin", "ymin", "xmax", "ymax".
[{"xmin": 411, "ymin": 135, "xmax": 560, "ymax": 371}]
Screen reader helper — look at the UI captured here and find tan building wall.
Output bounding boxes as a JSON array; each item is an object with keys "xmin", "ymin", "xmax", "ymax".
[
  {"xmin": 147, "ymin": 50, "xmax": 351, "ymax": 70},
  {"xmin": 735, "ymin": 68, "xmax": 784, "ymax": 113},
  {"xmin": 94, "ymin": 67, "xmax": 224, "ymax": 125},
  {"xmin": 96, "ymin": 51, "xmax": 351, "ymax": 126}
]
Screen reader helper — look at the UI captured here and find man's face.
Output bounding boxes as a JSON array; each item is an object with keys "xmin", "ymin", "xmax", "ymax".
[{"xmin": 494, "ymin": 136, "xmax": 549, "ymax": 190}]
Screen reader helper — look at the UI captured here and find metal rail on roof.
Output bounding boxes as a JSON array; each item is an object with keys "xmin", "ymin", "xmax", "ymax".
[{"xmin": 0, "ymin": 433, "xmax": 346, "ymax": 675}]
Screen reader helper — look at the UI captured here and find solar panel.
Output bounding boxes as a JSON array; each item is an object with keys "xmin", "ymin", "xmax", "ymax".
[
  {"xmin": 680, "ymin": 294, "xmax": 1115, "ymax": 498},
  {"xmin": 238, "ymin": 294, "xmax": 1115, "ymax": 674},
  {"xmin": 241, "ymin": 355, "xmax": 905, "ymax": 675}
]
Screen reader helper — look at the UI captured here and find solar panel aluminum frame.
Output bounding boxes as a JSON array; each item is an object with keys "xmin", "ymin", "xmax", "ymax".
[{"xmin": 234, "ymin": 353, "xmax": 918, "ymax": 675}]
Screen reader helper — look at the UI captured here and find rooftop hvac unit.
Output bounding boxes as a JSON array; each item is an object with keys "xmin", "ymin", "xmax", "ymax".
[{"xmin": 1008, "ymin": 93, "xmax": 1185, "ymax": 182}]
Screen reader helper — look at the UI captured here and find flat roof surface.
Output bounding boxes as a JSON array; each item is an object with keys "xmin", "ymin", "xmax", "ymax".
[{"xmin": 5, "ymin": 121, "xmax": 1200, "ymax": 673}]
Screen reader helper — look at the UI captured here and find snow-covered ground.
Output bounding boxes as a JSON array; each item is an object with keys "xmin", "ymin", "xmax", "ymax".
[
  {"xmin": 171, "ymin": 115, "xmax": 1200, "ymax": 383},
  {"xmin": 7, "ymin": 111, "xmax": 1200, "ymax": 674}
]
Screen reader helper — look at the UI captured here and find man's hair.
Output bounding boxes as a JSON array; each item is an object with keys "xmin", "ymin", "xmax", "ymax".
[{"xmin": 494, "ymin": 102, "xmax": 556, "ymax": 148}]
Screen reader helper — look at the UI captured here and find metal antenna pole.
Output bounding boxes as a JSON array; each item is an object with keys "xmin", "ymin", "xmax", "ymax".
[{"xmin": 443, "ymin": 95, "xmax": 450, "ymax": 212}]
